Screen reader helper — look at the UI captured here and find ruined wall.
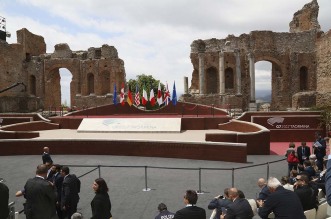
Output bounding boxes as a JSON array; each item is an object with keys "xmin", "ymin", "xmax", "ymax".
[
  {"xmin": 0, "ymin": 28, "xmax": 126, "ymax": 112},
  {"xmin": 184, "ymin": 0, "xmax": 326, "ymax": 111}
]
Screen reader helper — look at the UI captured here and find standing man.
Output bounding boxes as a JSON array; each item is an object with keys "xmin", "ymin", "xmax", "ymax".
[
  {"xmin": 53, "ymin": 165, "xmax": 64, "ymax": 219},
  {"xmin": 257, "ymin": 177, "xmax": 305, "ymax": 219},
  {"xmin": 42, "ymin": 146, "xmax": 53, "ymax": 164},
  {"xmin": 0, "ymin": 179, "xmax": 9, "ymax": 219},
  {"xmin": 297, "ymin": 141, "xmax": 311, "ymax": 165},
  {"xmin": 221, "ymin": 188, "xmax": 253, "ymax": 219},
  {"xmin": 23, "ymin": 164, "xmax": 57, "ymax": 219},
  {"xmin": 60, "ymin": 166, "xmax": 81, "ymax": 219},
  {"xmin": 313, "ymin": 132, "xmax": 326, "ymax": 171},
  {"xmin": 174, "ymin": 190, "xmax": 206, "ymax": 219},
  {"xmin": 155, "ymin": 203, "xmax": 175, "ymax": 219}
]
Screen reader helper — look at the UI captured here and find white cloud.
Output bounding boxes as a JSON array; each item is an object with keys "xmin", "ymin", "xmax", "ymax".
[{"xmin": 2, "ymin": 0, "xmax": 331, "ymax": 105}]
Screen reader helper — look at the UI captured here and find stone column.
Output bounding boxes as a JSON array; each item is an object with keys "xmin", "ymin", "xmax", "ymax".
[
  {"xmin": 184, "ymin": 76, "xmax": 188, "ymax": 94},
  {"xmin": 198, "ymin": 52, "xmax": 205, "ymax": 94},
  {"xmin": 235, "ymin": 49, "xmax": 241, "ymax": 95},
  {"xmin": 219, "ymin": 51, "xmax": 225, "ymax": 94},
  {"xmin": 248, "ymin": 53, "xmax": 255, "ymax": 102}
]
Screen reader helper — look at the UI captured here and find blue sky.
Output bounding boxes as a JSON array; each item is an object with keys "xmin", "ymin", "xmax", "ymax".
[{"xmin": 1, "ymin": 0, "xmax": 331, "ymax": 105}]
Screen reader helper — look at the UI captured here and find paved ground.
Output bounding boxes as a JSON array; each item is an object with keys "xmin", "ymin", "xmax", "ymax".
[{"xmin": 1, "ymin": 129, "xmax": 289, "ymax": 219}]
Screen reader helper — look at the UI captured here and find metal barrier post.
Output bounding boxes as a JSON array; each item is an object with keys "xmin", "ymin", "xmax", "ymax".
[
  {"xmin": 232, "ymin": 168, "xmax": 235, "ymax": 187},
  {"xmin": 267, "ymin": 163, "xmax": 270, "ymax": 179},
  {"xmin": 142, "ymin": 166, "xmax": 151, "ymax": 191},
  {"xmin": 197, "ymin": 168, "xmax": 204, "ymax": 194},
  {"xmin": 8, "ymin": 201, "xmax": 15, "ymax": 219},
  {"xmin": 98, "ymin": 165, "xmax": 101, "ymax": 178},
  {"xmin": 15, "ymin": 212, "xmax": 19, "ymax": 219}
]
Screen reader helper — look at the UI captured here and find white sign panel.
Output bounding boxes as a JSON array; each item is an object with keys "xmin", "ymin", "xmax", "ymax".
[{"xmin": 77, "ymin": 118, "xmax": 181, "ymax": 133}]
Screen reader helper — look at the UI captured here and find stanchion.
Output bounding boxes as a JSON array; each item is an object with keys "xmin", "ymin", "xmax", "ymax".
[
  {"xmin": 232, "ymin": 168, "xmax": 235, "ymax": 187},
  {"xmin": 196, "ymin": 168, "xmax": 204, "ymax": 194},
  {"xmin": 142, "ymin": 166, "xmax": 151, "ymax": 191},
  {"xmin": 98, "ymin": 165, "xmax": 101, "ymax": 178},
  {"xmin": 267, "ymin": 163, "xmax": 270, "ymax": 179}
]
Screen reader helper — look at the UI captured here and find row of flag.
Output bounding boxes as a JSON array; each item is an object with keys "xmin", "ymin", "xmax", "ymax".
[{"xmin": 113, "ymin": 81, "xmax": 177, "ymax": 107}]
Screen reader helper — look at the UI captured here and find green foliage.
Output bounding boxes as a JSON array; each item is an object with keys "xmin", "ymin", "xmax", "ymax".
[{"xmin": 127, "ymin": 74, "xmax": 165, "ymax": 110}]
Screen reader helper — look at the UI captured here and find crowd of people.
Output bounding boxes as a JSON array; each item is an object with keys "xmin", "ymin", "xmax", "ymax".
[{"xmin": 1, "ymin": 131, "xmax": 331, "ymax": 219}]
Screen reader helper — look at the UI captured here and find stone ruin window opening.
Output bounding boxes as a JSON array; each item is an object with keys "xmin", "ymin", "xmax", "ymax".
[
  {"xmin": 87, "ymin": 73, "xmax": 95, "ymax": 95},
  {"xmin": 206, "ymin": 67, "xmax": 218, "ymax": 94},
  {"xmin": 29, "ymin": 75, "xmax": 36, "ymax": 96},
  {"xmin": 95, "ymin": 49, "xmax": 101, "ymax": 59},
  {"xmin": 101, "ymin": 70, "xmax": 110, "ymax": 95},
  {"xmin": 25, "ymin": 53, "xmax": 31, "ymax": 62},
  {"xmin": 59, "ymin": 68, "xmax": 72, "ymax": 107},
  {"xmin": 299, "ymin": 66, "xmax": 308, "ymax": 91},
  {"xmin": 255, "ymin": 61, "xmax": 271, "ymax": 103},
  {"xmin": 225, "ymin": 67, "xmax": 234, "ymax": 90}
]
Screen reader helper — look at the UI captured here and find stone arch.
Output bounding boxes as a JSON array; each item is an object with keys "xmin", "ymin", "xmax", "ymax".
[
  {"xmin": 29, "ymin": 75, "xmax": 36, "ymax": 96},
  {"xmin": 87, "ymin": 73, "xmax": 95, "ymax": 95},
  {"xmin": 206, "ymin": 67, "xmax": 218, "ymax": 94},
  {"xmin": 225, "ymin": 67, "xmax": 234, "ymax": 89},
  {"xmin": 299, "ymin": 66, "xmax": 308, "ymax": 91},
  {"xmin": 44, "ymin": 60, "xmax": 79, "ymax": 108},
  {"xmin": 255, "ymin": 56, "xmax": 285, "ymax": 110}
]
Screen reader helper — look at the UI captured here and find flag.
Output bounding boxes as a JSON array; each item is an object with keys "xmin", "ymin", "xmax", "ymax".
[
  {"xmin": 142, "ymin": 86, "xmax": 148, "ymax": 106},
  {"xmin": 150, "ymin": 88, "xmax": 155, "ymax": 106},
  {"xmin": 127, "ymin": 87, "xmax": 133, "ymax": 106},
  {"xmin": 113, "ymin": 83, "xmax": 117, "ymax": 105},
  {"xmin": 172, "ymin": 81, "xmax": 177, "ymax": 106},
  {"xmin": 120, "ymin": 82, "xmax": 125, "ymax": 106},
  {"xmin": 163, "ymin": 82, "xmax": 171, "ymax": 105},
  {"xmin": 135, "ymin": 84, "xmax": 140, "ymax": 106},
  {"xmin": 157, "ymin": 82, "xmax": 163, "ymax": 105}
]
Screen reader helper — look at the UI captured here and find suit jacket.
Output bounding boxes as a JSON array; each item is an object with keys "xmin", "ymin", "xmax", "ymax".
[
  {"xmin": 24, "ymin": 176, "xmax": 57, "ymax": 219},
  {"xmin": 0, "ymin": 182, "xmax": 9, "ymax": 219},
  {"xmin": 258, "ymin": 186, "xmax": 305, "ymax": 219},
  {"xmin": 91, "ymin": 192, "xmax": 112, "ymax": 219},
  {"xmin": 224, "ymin": 198, "xmax": 253, "ymax": 219},
  {"xmin": 208, "ymin": 197, "xmax": 232, "ymax": 219},
  {"xmin": 294, "ymin": 185, "xmax": 318, "ymax": 211},
  {"xmin": 42, "ymin": 152, "xmax": 53, "ymax": 164},
  {"xmin": 174, "ymin": 205, "xmax": 206, "ymax": 219},
  {"xmin": 297, "ymin": 146, "xmax": 310, "ymax": 164},
  {"xmin": 257, "ymin": 185, "xmax": 270, "ymax": 201},
  {"xmin": 326, "ymin": 158, "xmax": 331, "ymax": 205},
  {"xmin": 61, "ymin": 174, "xmax": 80, "ymax": 208},
  {"xmin": 53, "ymin": 172, "xmax": 64, "ymax": 203}
]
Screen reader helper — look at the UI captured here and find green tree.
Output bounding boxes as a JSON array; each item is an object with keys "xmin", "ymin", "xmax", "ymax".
[{"xmin": 127, "ymin": 74, "xmax": 165, "ymax": 110}]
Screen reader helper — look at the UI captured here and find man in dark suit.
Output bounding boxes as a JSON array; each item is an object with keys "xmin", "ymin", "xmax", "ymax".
[
  {"xmin": 313, "ymin": 132, "xmax": 326, "ymax": 170},
  {"xmin": 257, "ymin": 177, "xmax": 306, "ymax": 219},
  {"xmin": 23, "ymin": 164, "xmax": 57, "ymax": 219},
  {"xmin": 42, "ymin": 146, "xmax": 53, "ymax": 164},
  {"xmin": 53, "ymin": 165, "xmax": 64, "ymax": 219},
  {"xmin": 221, "ymin": 188, "xmax": 253, "ymax": 219},
  {"xmin": 60, "ymin": 166, "xmax": 81, "ymax": 219},
  {"xmin": 174, "ymin": 189, "xmax": 206, "ymax": 219},
  {"xmin": 293, "ymin": 174, "xmax": 318, "ymax": 211},
  {"xmin": 297, "ymin": 141, "xmax": 311, "ymax": 165},
  {"xmin": 0, "ymin": 179, "xmax": 9, "ymax": 219}
]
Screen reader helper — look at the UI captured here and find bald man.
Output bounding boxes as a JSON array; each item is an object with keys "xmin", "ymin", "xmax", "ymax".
[
  {"xmin": 42, "ymin": 147, "xmax": 53, "ymax": 164},
  {"xmin": 221, "ymin": 188, "xmax": 253, "ymax": 219},
  {"xmin": 257, "ymin": 178, "xmax": 270, "ymax": 201}
]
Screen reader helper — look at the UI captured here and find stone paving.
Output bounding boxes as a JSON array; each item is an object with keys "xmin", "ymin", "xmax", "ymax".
[{"xmin": 0, "ymin": 129, "xmax": 287, "ymax": 219}]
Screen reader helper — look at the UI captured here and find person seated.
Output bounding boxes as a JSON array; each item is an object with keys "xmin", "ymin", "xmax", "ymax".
[
  {"xmin": 301, "ymin": 160, "xmax": 316, "ymax": 180},
  {"xmin": 280, "ymin": 176, "xmax": 293, "ymax": 191},
  {"xmin": 256, "ymin": 178, "xmax": 270, "ymax": 202},
  {"xmin": 155, "ymin": 203, "xmax": 174, "ymax": 219},
  {"xmin": 293, "ymin": 174, "xmax": 318, "ymax": 211},
  {"xmin": 208, "ymin": 188, "xmax": 232, "ymax": 219},
  {"xmin": 289, "ymin": 169, "xmax": 298, "ymax": 185}
]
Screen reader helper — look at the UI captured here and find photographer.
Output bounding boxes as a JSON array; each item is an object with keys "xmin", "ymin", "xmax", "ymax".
[{"xmin": 207, "ymin": 188, "xmax": 232, "ymax": 219}]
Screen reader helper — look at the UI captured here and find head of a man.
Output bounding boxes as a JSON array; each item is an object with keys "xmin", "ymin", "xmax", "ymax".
[
  {"xmin": 43, "ymin": 147, "xmax": 49, "ymax": 153},
  {"xmin": 267, "ymin": 177, "xmax": 282, "ymax": 193},
  {"xmin": 157, "ymin": 203, "xmax": 167, "ymax": 212},
  {"xmin": 183, "ymin": 190, "xmax": 198, "ymax": 205},
  {"xmin": 60, "ymin": 166, "xmax": 70, "ymax": 177},
  {"xmin": 36, "ymin": 164, "xmax": 48, "ymax": 178},
  {"xmin": 227, "ymin": 188, "xmax": 239, "ymax": 201},
  {"xmin": 257, "ymin": 178, "xmax": 266, "ymax": 188},
  {"xmin": 296, "ymin": 174, "xmax": 309, "ymax": 186}
]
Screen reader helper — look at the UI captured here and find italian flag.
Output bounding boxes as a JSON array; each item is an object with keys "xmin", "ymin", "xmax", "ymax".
[
  {"xmin": 150, "ymin": 88, "xmax": 155, "ymax": 106},
  {"xmin": 142, "ymin": 87, "xmax": 148, "ymax": 105}
]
